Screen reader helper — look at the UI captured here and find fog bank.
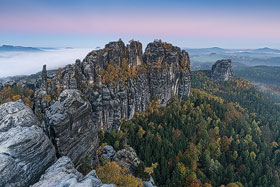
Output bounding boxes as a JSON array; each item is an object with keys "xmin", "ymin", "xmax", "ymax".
[{"xmin": 0, "ymin": 48, "xmax": 92, "ymax": 77}]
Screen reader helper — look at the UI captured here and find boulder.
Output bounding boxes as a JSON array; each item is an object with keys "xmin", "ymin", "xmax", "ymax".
[
  {"xmin": 100, "ymin": 145, "xmax": 116, "ymax": 160},
  {"xmin": 113, "ymin": 147, "xmax": 141, "ymax": 175},
  {"xmin": 31, "ymin": 156, "xmax": 115, "ymax": 187},
  {"xmin": 143, "ymin": 177, "xmax": 156, "ymax": 187},
  {"xmin": 0, "ymin": 100, "xmax": 56, "ymax": 187}
]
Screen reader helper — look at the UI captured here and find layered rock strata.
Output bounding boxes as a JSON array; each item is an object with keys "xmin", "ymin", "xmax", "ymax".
[{"xmin": 46, "ymin": 89, "xmax": 99, "ymax": 165}]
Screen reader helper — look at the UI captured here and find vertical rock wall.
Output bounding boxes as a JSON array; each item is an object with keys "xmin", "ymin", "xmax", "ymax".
[{"xmin": 38, "ymin": 40, "xmax": 191, "ymax": 132}]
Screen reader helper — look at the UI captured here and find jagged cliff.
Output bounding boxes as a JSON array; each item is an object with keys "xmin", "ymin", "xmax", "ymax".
[
  {"xmin": 37, "ymin": 39, "xmax": 191, "ymax": 132},
  {"xmin": 211, "ymin": 59, "xmax": 234, "ymax": 81}
]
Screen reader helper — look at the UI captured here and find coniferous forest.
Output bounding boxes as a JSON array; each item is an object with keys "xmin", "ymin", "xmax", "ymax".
[{"xmin": 100, "ymin": 70, "xmax": 280, "ymax": 187}]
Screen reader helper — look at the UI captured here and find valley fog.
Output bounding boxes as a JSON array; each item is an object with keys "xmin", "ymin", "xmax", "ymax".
[{"xmin": 0, "ymin": 48, "xmax": 91, "ymax": 77}]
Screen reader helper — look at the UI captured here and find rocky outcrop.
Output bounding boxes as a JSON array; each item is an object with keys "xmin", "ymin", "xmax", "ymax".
[
  {"xmin": 32, "ymin": 156, "xmax": 114, "ymax": 187},
  {"xmin": 0, "ymin": 100, "xmax": 56, "ymax": 187},
  {"xmin": 100, "ymin": 145, "xmax": 156, "ymax": 186},
  {"xmin": 113, "ymin": 147, "xmax": 141, "ymax": 175},
  {"xmin": 37, "ymin": 39, "xmax": 191, "ymax": 132},
  {"xmin": 100, "ymin": 145, "xmax": 116, "ymax": 161},
  {"xmin": 143, "ymin": 177, "xmax": 156, "ymax": 187},
  {"xmin": 211, "ymin": 59, "xmax": 234, "ymax": 81},
  {"xmin": 42, "ymin": 64, "xmax": 48, "ymax": 90},
  {"xmin": 46, "ymin": 89, "xmax": 99, "ymax": 165},
  {"xmin": 100, "ymin": 146, "xmax": 140, "ymax": 175}
]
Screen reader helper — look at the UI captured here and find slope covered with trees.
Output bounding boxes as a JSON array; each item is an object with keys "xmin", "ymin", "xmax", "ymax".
[
  {"xmin": 100, "ymin": 70, "xmax": 280, "ymax": 186},
  {"xmin": 234, "ymin": 66, "xmax": 280, "ymax": 86}
]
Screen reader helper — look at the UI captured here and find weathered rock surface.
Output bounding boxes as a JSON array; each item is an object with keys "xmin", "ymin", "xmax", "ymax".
[
  {"xmin": 0, "ymin": 100, "xmax": 56, "ymax": 187},
  {"xmin": 32, "ymin": 156, "xmax": 115, "ymax": 187},
  {"xmin": 100, "ymin": 146, "xmax": 140, "ymax": 174},
  {"xmin": 143, "ymin": 177, "xmax": 156, "ymax": 187},
  {"xmin": 100, "ymin": 145, "xmax": 116, "ymax": 160},
  {"xmin": 100, "ymin": 146, "xmax": 156, "ymax": 186},
  {"xmin": 46, "ymin": 89, "xmax": 99, "ymax": 165},
  {"xmin": 211, "ymin": 59, "xmax": 234, "ymax": 81},
  {"xmin": 113, "ymin": 147, "xmax": 141, "ymax": 175},
  {"xmin": 37, "ymin": 39, "xmax": 191, "ymax": 132}
]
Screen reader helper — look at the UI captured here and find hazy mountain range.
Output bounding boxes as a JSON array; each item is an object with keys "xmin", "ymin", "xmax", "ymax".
[
  {"xmin": 0, "ymin": 45, "xmax": 42, "ymax": 52},
  {"xmin": 186, "ymin": 47, "xmax": 280, "ymax": 71},
  {"xmin": 1, "ymin": 45, "xmax": 280, "ymax": 78}
]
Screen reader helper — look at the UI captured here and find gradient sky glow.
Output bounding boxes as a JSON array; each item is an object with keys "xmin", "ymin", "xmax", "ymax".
[{"xmin": 0, "ymin": 0, "xmax": 280, "ymax": 48}]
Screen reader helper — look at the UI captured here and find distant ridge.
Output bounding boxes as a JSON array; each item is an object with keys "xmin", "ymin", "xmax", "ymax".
[
  {"xmin": 185, "ymin": 47, "xmax": 280, "ymax": 56},
  {"xmin": 253, "ymin": 47, "xmax": 280, "ymax": 53},
  {"xmin": 184, "ymin": 47, "xmax": 228, "ymax": 55},
  {"xmin": 0, "ymin": 45, "xmax": 42, "ymax": 52}
]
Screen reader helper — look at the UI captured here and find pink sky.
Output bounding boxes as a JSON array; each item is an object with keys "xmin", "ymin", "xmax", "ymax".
[{"xmin": 1, "ymin": 11, "xmax": 279, "ymax": 40}]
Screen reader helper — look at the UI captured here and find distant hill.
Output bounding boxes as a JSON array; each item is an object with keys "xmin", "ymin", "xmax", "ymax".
[
  {"xmin": 185, "ymin": 47, "xmax": 280, "ymax": 56},
  {"xmin": 0, "ymin": 45, "xmax": 42, "ymax": 52},
  {"xmin": 253, "ymin": 47, "xmax": 280, "ymax": 53},
  {"xmin": 185, "ymin": 47, "xmax": 229, "ymax": 55},
  {"xmin": 191, "ymin": 60, "xmax": 246, "ymax": 71}
]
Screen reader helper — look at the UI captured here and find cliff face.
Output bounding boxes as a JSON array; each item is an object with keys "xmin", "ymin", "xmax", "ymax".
[
  {"xmin": 46, "ymin": 89, "xmax": 99, "ymax": 164},
  {"xmin": 211, "ymin": 59, "xmax": 234, "ymax": 81},
  {"xmin": 38, "ymin": 40, "xmax": 191, "ymax": 132}
]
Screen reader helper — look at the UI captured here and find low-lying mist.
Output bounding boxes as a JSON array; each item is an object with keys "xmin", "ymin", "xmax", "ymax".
[
  {"xmin": 256, "ymin": 83, "xmax": 280, "ymax": 103},
  {"xmin": 0, "ymin": 48, "xmax": 92, "ymax": 78}
]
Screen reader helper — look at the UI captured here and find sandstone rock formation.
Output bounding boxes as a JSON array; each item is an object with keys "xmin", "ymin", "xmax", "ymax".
[
  {"xmin": 113, "ymin": 147, "xmax": 141, "ymax": 175},
  {"xmin": 100, "ymin": 145, "xmax": 140, "ymax": 175},
  {"xmin": 37, "ymin": 39, "xmax": 191, "ymax": 132},
  {"xmin": 211, "ymin": 59, "xmax": 234, "ymax": 81},
  {"xmin": 100, "ymin": 145, "xmax": 116, "ymax": 161},
  {"xmin": 31, "ymin": 156, "xmax": 114, "ymax": 187},
  {"xmin": 142, "ymin": 177, "xmax": 156, "ymax": 187},
  {"xmin": 100, "ymin": 145, "xmax": 156, "ymax": 186},
  {"xmin": 0, "ymin": 100, "xmax": 56, "ymax": 187},
  {"xmin": 46, "ymin": 89, "xmax": 99, "ymax": 165}
]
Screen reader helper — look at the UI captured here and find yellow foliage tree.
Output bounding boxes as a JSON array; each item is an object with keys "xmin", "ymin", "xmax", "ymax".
[
  {"xmin": 96, "ymin": 162, "xmax": 143, "ymax": 187},
  {"xmin": 144, "ymin": 162, "xmax": 158, "ymax": 175},
  {"xmin": 250, "ymin": 151, "xmax": 256, "ymax": 160},
  {"xmin": 137, "ymin": 127, "xmax": 146, "ymax": 138},
  {"xmin": 271, "ymin": 141, "xmax": 278, "ymax": 148},
  {"xmin": 226, "ymin": 182, "xmax": 243, "ymax": 187},
  {"xmin": 44, "ymin": 94, "xmax": 52, "ymax": 103},
  {"xmin": 12, "ymin": 95, "xmax": 21, "ymax": 101}
]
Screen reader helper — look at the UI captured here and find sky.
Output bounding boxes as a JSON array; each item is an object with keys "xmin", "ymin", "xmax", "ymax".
[{"xmin": 0, "ymin": 0, "xmax": 280, "ymax": 49}]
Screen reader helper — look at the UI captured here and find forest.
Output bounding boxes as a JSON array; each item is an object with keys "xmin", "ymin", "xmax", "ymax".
[
  {"xmin": 100, "ymin": 70, "xmax": 280, "ymax": 186},
  {"xmin": 234, "ymin": 65, "xmax": 280, "ymax": 86}
]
